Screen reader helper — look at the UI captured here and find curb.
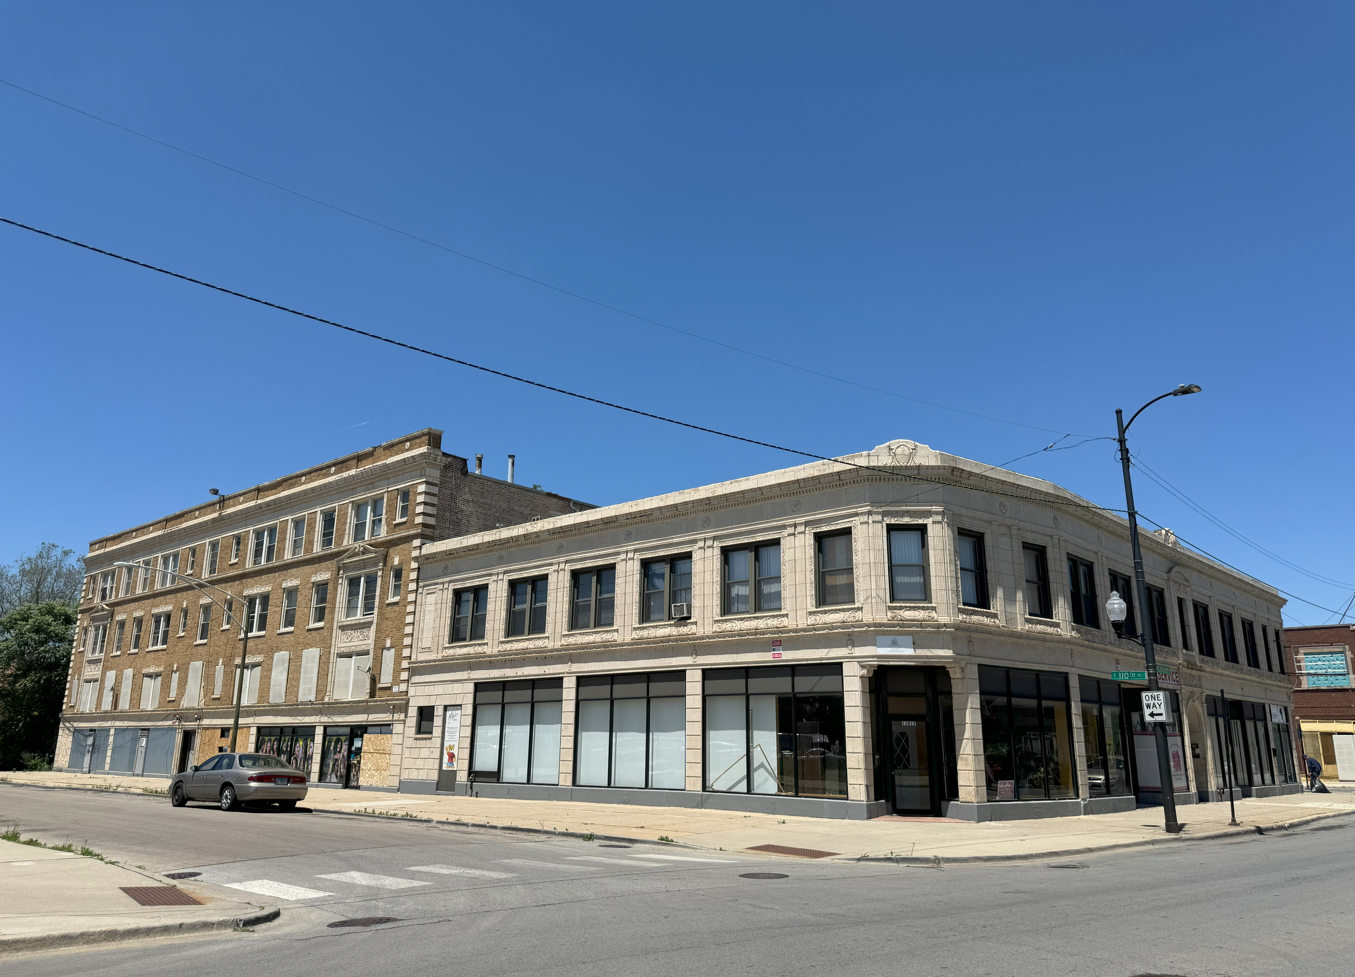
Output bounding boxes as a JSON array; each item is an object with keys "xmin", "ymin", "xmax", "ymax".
[
  {"xmin": 848, "ymin": 807, "xmax": 1355, "ymax": 865},
  {"xmin": 0, "ymin": 781, "xmax": 166, "ymax": 802},
  {"xmin": 0, "ymin": 906, "xmax": 280, "ymax": 956}
]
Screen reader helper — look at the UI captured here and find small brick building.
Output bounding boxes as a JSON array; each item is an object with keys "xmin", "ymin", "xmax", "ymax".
[{"xmin": 1287, "ymin": 623, "xmax": 1355, "ymax": 781}]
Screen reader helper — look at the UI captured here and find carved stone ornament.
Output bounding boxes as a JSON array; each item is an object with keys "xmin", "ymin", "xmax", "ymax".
[
  {"xmin": 958, "ymin": 606, "xmax": 1001, "ymax": 623},
  {"xmin": 561, "ymin": 629, "xmax": 619, "ymax": 646},
  {"xmin": 885, "ymin": 606, "xmax": 938, "ymax": 624},
  {"xmin": 623, "ymin": 530, "xmax": 634, "ymax": 542},
  {"xmin": 701, "ymin": 516, "xmax": 712, "ymax": 529},
  {"xmin": 339, "ymin": 627, "xmax": 373, "ymax": 645},
  {"xmin": 499, "ymin": 636, "xmax": 551, "ymax": 652},
  {"xmin": 999, "ymin": 501, "xmax": 1009, "ymax": 515},
  {"xmin": 631, "ymin": 621, "xmax": 699, "ymax": 640},
  {"xmin": 1052, "ymin": 515, "xmax": 1061, "ymax": 528},
  {"xmin": 712, "ymin": 613, "xmax": 790, "ymax": 633},
  {"xmin": 496, "ymin": 554, "xmax": 506, "ymax": 565},
  {"xmin": 808, "ymin": 606, "xmax": 865, "ymax": 626},
  {"xmin": 1023, "ymin": 617, "xmax": 1062, "ymax": 635},
  {"xmin": 791, "ymin": 500, "xmax": 802, "ymax": 513},
  {"xmin": 556, "ymin": 543, "xmax": 565, "ymax": 553}
]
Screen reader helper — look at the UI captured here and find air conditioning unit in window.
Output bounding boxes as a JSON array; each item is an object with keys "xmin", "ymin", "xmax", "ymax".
[{"xmin": 671, "ymin": 602, "xmax": 691, "ymax": 620}]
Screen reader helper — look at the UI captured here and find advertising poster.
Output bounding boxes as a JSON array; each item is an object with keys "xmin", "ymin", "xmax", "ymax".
[{"xmin": 442, "ymin": 704, "xmax": 462, "ymax": 771}]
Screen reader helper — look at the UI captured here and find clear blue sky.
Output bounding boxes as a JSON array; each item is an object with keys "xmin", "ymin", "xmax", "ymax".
[{"xmin": 1, "ymin": 4, "xmax": 1350, "ymax": 624}]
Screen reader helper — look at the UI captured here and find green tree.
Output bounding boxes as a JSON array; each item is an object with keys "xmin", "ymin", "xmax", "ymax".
[
  {"xmin": 0, "ymin": 602, "xmax": 77, "ymax": 769},
  {"xmin": 0, "ymin": 542, "xmax": 84, "ymax": 616}
]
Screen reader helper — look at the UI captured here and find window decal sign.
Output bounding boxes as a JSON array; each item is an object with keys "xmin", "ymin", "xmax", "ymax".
[{"xmin": 442, "ymin": 704, "xmax": 462, "ymax": 771}]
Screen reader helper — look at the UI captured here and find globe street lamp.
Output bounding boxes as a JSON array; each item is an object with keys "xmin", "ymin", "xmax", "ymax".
[{"xmin": 1108, "ymin": 383, "xmax": 1201, "ymax": 834}]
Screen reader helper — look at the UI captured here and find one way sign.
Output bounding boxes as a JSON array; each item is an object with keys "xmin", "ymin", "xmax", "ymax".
[{"xmin": 1141, "ymin": 690, "xmax": 1168, "ymax": 723}]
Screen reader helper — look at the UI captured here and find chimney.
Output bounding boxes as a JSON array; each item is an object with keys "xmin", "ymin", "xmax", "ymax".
[
  {"xmin": 507, "ymin": 454, "xmax": 516, "ymax": 484},
  {"xmin": 474, "ymin": 454, "xmax": 483, "ymax": 475}
]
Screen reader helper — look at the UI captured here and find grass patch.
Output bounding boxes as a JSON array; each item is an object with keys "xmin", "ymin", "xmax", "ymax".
[
  {"xmin": 141, "ymin": 787, "xmax": 169, "ymax": 796},
  {"xmin": 2, "ymin": 824, "xmax": 117, "ymax": 863},
  {"xmin": 581, "ymin": 832, "xmax": 595, "ymax": 842},
  {"xmin": 657, "ymin": 835, "xmax": 674, "ymax": 843}
]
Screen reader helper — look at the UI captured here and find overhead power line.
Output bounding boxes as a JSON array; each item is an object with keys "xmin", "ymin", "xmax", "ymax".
[
  {"xmin": 0, "ymin": 75, "xmax": 1091, "ymax": 438},
  {"xmin": 0, "ymin": 215, "xmax": 1117, "ymax": 515}
]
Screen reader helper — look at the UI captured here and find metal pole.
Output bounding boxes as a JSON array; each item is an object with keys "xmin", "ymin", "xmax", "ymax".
[
  {"xmin": 1117, "ymin": 408, "xmax": 1182, "ymax": 833},
  {"xmin": 1220, "ymin": 688, "xmax": 1239, "ymax": 825},
  {"xmin": 228, "ymin": 600, "xmax": 251, "ymax": 752}
]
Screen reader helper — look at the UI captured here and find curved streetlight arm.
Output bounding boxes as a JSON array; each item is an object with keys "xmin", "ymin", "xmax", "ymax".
[
  {"xmin": 109, "ymin": 561, "xmax": 254, "ymax": 752},
  {"xmin": 1123, "ymin": 384, "xmax": 1202, "ymax": 435}
]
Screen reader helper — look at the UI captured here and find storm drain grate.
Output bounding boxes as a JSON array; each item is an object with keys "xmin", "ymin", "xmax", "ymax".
[
  {"xmin": 328, "ymin": 917, "xmax": 400, "ymax": 928},
  {"xmin": 745, "ymin": 844, "xmax": 839, "ymax": 859},
  {"xmin": 120, "ymin": 886, "xmax": 201, "ymax": 907},
  {"xmin": 740, "ymin": 872, "xmax": 789, "ymax": 880},
  {"xmin": 164, "ymin": 871, "xmax": 202, "ymax": 880}
]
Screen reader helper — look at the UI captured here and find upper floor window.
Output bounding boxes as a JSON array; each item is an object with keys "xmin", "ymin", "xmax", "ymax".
[
  {"xmin": 957, "ymin": 531, "xmax": 988, "ymax": 608},
  {"xmin": 252, "ymin": 526, "xmax": 277, "ymax": 566},
  {"xmin": 723, "ymin": 543, "xmax": 781, "ymax": 615},
  {"xmin": 344, "ymin": 573, "xmax": 379, "ymax": 619},
  {"xmin": 450, "ymin": 585, "xmax": 489, "ymax": 642},
  {"xmin": 1261, "ymin": 626, "xmax": 1274, "ymax": 672},
  {"xmin": 507, "ymin": 576, "xmax": 549, "ymax": 636},
  {"xmin": 816, "ymin": 532, "xmax": 854, "ymax": 607},
  {"xmin": 1242, "ymin": 619, "xmax": 1260, "ymax": 668},
  {"xmin": 1148, "ymin": 586, "xmax": 1170, "ymax": 647},
  {"xmin": 290, "ymin": 517, "xmax": 306, "ymax": 558},
  {"xmin": 120, "ymin": 567, "xmax": 133, "ymax": 597},
  {"xmin": 319, "ymin": 510, "xmax": 336, "ymax": 550},
  {"xmin": 186, "ymin": 547, "xmax": 197, "ymax": 576},
  {"xmin": 1177, "ymin": 598, "xmax": 1191, "ymax": 651},
  {"xmin": 310, "ymin": 582, "xmax": 329, "ymax": 626},
  {"xmin": 1107, "ymin": 570, "xmax": 1136, "ymax": 637},
  {"xmin": 1192, "ymin": 601, "xmax": 1215, "ymax": 657},
  {"xmin": 352, "ymin": 498, "xmax": 385, "ymax": 542},
  {"xmin": 246, "ymin": 595, "xmax": 270, "ymax": 635},
  {"xmin": 887, "ymin": 527, "xmax": 928, "ymax": 602},
  {"xmin": 642, "ymin": 556, "xmax": 692, "ymax": 622},
  {"xmin": 157, "ymin": 553, "xmax": 180, "ymax": 589},
  {"xmin": 1067, "ymin": 556, "xmax": 1100, "ymax": 628},
  {"xmin": 389, "ymin": 567, "xmax": 403, "ymax": 601},
  {"xmin": 1022, "ymin": 544, "xmax": 1052, "ymax": 618},
  {"xmin": 281, "ymin": 588, "xmax": 299, "ymax": 630},
  {"xmin": 138, "ymin": 560, "xmax": 153, "ymax": 593},
  {"xmin": 230, "ymin": 534, "xmax": 242, "ymax": 563},
  {"xmin": 112, "ymin": 619, "xmax": 125, "ymax": 654},
  {"xmin": 1275, "ymin": 629, "xmax": 1287, "ymax": 674},
  {"xmin": 178, "ymin": 607, "xmax": 188, "ymax": 636},
  {"xmin": 571, "ymin": 567, "xmax": 616, "ymax": 629},
  {"xmin": 206, "ymin": 540, "xmax": 220, "ymax": 576},
  {"xmin": 98, "ymin": 572, "xmax": 115, "ymax": 602},
  {"xmin": 1218, "ymin": 611, "xmax": 1239, "ymax": 664},
  {"xmin": 397, "ymin": 489, "xmax": 411, "ymax": 521},
  {"xmin": 149, "ymin": 613, "xmax": 171, "ymax": 649},
  {"xmin": 89, "ymin": 623, "xmax": 107, "ymax": 657},
  {"xmin": 130, "ymin": 617, "xmax": 143, "ymax": 651},
  {"xmin": 197, "ymin": 605, "xmax": 211, "ymax": 642}
]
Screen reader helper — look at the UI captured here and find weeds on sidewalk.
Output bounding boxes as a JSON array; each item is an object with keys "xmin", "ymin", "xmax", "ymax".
[
  {"xmin": 355, "ymin": 807, "xmax": 422, "ymax": 819},
  {"xmin": 3, "ymin": 824, "xmax": 118, "ymax": 864},
  {"xmin": 141, "ymin": 787, "xmax": 169, "ymax": 796},
  {"xmin": 658, "ymin": 835, "xmax": 674, "ymax": 843}
]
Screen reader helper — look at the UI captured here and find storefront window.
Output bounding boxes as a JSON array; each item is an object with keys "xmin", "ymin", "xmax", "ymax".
[
  {"xmin": 1127, "ymin": 687, "xmax": 1188, "ymax": 794},
  {"xmin": 980, "ymin": 666, "xmax": 1076, "ymax": 801},
  {"xmin": 470, "ymin": 679, "xmax": 563, "ymax": 785},
  {"xmin": 1271, "ymin": 706, "xmax": 1297, "ymax": 784},
  {"xmin": 1078, "ymin": 677, "xmax": 1130, "ymax": 797},
  {"xmin": 575, "ymin": 672, "xmax": 686, "ymax": 790},
  {"xmin": 320, "ymin": 727, "xmax": 350, "ymax": 784},
  {"xmin": 255, "ymin": 726, "xmax": 316, "ymax": 774},
  {"xmin": 704, "ymin": 664, "xmax": 847, "ymax": 798}
]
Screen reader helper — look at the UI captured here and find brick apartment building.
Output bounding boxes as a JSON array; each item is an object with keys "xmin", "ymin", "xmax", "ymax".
[
  {"xmin": 1287, "ymin": 622, "xmax": 1355, "ymax": 781},
  {"xmin": 58, "ymin": 429, "xmax": 589, "ymax": 794}
]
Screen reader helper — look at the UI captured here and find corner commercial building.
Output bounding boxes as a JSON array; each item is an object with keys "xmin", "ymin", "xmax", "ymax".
[
  {"xmin": 58, "ymin": 429, "xmax": 590, "ymax": 791},
  {"xmin": 1286, "ymin": 622, "xmax": 1355, "ymax": 781},
  {"xmin": 401, "ymin": 440, "xmax": 1299, "ymax": 820}
]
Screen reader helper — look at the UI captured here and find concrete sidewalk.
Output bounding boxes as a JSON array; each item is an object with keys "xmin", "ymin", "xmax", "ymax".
[
  {"xmin": 7, "ymin": 770, "xmax": 1355, "ymax": 863},
  {"xmin": 0, "ymin": 836, "xmax": 277, "ymax": 954}
]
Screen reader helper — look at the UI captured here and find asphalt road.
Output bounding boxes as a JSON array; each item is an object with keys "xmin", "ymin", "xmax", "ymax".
[{"xmin": 5, "ymin": 784, "xmax": 1355, "ymax": 977}]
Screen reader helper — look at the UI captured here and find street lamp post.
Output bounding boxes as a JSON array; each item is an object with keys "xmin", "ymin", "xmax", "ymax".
[
  {"xmin": 112, "ymin": 562, "xmax": 254, "ymax": 752},
  {"xmin": 1105, "ymin": 383, "xmax": 1201, "ymax": 835}
]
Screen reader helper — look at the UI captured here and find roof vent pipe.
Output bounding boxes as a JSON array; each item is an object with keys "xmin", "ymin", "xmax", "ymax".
[
  {"xmin": 508, "ymin": 454, "xmax": 515, "ymax": 484},
  {"xmin": 475, "ymin": 454, "xmax": 483, "ymax": 475}
]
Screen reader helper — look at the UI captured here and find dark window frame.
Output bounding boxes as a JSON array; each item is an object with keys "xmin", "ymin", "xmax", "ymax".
[
  {"xmin": 415, "ymin": 705, "xmax": 435, "ymax": 736},
  {"xmin": 1148, "ymin": 585, "xmax": 1170, "ymax": 647},
  {"xmin": 640, "ymin": 555, "xmax": 693, "ymax": 623},
  {"xmin": 1107, "ymin": 569, "xmax": 1137, "ymax": 638},
  {"xmin": 1261, "ymin": 626, "xmax": 1274, "ymax": 672},
  {"xmin": 979, "ymin": 666, "xmax": 1078, "ymax": 802},
  {"xmin": 1067, "ymin": 555, "xmax": 1101, "ymax": 629},
  {"xmin": 571, "ymin": 567, "xmax": 617, "ymax": 630},
  {"xmin": 956, "ymin": 530, "xmax": 989, "ymax": 609},
  {"xmin": 1218, "ymin": 611, "xmax": 1239, "ymax": 664},
  {"xmin": 721, "ymin": 542, "xmax": 783, "ymax": 615},
  {"xmin": 1177, "ymin": 597, "xmax": 1191, "ymax": 651},
  {"xmin": 506, "ymin": 576, "xmax": 549, "ymax": 637},
  {"xmin": 1022, "ymin": 543, "xmax": 1052, "ymax": 618},
  {"xmin": 885, "ymin": 525, "xmax": 929, "ymax": 603},
  {"xmin": 450, "ymin": 585, "xmax": 490, "ymax": 643},
  {"xmin": 572, "ymin": 671, "xmax": 688, "ymax": 790},
  {"xmin": 815, "ymin": 531, "xmax": 855, "ymax": 607},
  {"xmin": 468, "ymin": 679, "xmax": 564, "ymax": 785},
  {"xmin": 1241, "ymin": 619, "xmax": 1260, "ymax": 669},
  {"xmin": 1193, "ymin": 601, "xmax": 1215, "ymax": 657}
]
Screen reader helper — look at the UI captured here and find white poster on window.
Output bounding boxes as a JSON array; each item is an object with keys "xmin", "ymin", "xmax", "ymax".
[{"xmin": 442, "ymin": 704, "xmax": 463, "ymax": 771}]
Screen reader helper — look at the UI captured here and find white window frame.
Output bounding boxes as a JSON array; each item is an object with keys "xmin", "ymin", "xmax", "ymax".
[
  {"xmin": 234, "ymin": 663, "xmax": 261, "ymax": 706},
  {"xmin": 140, "ymin": 671, "xmax": 162, "ymax": 710},
  {"xmin": 88, "ymin": 623, "xmax": 108, "ymax": 657},
  {"xmin": 246, "ymin": 595, "xmax": 270, "ymax": 636},
  {"xmin": 138, "ymin": 560, "xmax": 153, "ymax": 593},
  {"xmin": 207, "ymin": 539, "xmax": 220, "ymax": 576},
  {"xmin": 251, "ymin": 526, "xmax": 278, "ymax": 566},
  {"xmin": 112, "ymin": 619, "xmax": 125, "ymax": 655},
  {"xmin": 120, "ymin": 567, "xmax": 133, "ymax": 597},
  {"xmin": 280, "ymin": 588, "xmax": 298, "ymax": 631},
  {"xmin": 318, "ymin": 509, "xmax": 337, "ymax": 550},
  {"xmin": 388, "ymin": 567, "xmax": 403, "ymax": 602},
  {"xmin": 177, "ymin": 607, "xmax": 188, "ymax": 636},
  {"xmin": 397, "ymin": 488, "xmax": 410, "ymax": 522},
  {"xmin": 130, "ymin": 617, "xmax": 143, "ymax": 651},
  {"xmin": 230, "ymin": 534, "xmax": 242, "ymax": 563},
  {"xmin": 310, "ymin": 582, "xmax": 329, "ymax": 626},
  {"xmin": 290, "ymin": 517, "xmax": 307, "ymax": 558},
  {"xmin": 350, "ymin": 497, "xmax": 385, "ymax": 543},
  {"xmin": 98, "ymin": 571, "xmax": 115, "ymax": 602},
  {"xmin": 156, "ymin": 552, "xmax": 180, "ymax": 589},
  {"xmin": 149, "ymin": 613, "xmax": 170, "ymax": 649},
  {"xmin": 344, "ymin": 572, "xmax": 379, "ymax": 620},
  {"xmin": 196, "ymin": 604, "xmax": 211, "ymax": 642},
  {"xmin": 186, "ymin": 547, "xmax": 197, "ymax": 575}
]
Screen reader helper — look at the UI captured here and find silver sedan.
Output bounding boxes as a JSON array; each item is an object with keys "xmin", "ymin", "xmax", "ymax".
[{"xmin": 170, "ymin": 752, "xmax": 309, "ymax": 811}]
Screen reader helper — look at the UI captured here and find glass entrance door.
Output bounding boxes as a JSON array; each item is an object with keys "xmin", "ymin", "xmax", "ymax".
[
  {"xmin": 878, "ymin": 667, "xmax": 950, "ymax": 815},
  {"xmin": 890, "ymin": 719, "xmax": 931, "ymax": 811}
]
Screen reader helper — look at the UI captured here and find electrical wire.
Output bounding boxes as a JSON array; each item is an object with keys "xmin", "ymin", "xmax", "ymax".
[
  {"xmin": 0, "ymin": 75, "xmax": 1093, "ymax": 439},
  {"xmin": 0, "ymin": 215, "xmax": 1122, "ymax": 515}
]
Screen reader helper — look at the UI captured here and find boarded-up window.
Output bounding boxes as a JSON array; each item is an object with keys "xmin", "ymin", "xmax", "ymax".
[
  {"xmin": 270, "ymin": 652, "xmax": 290, "ymax": 703},
  {"xmin": 299, "ymin": 649, "xmax": 320, "ymax": 702}
]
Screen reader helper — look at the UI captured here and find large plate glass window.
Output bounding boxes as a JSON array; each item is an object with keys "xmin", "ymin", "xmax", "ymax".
[
  {"xmin": 1067, "ymin": 556, "xmax": 1100, "ymax": 628},
  {"xmin": 979, "ymin": 666, "xmax": 1076, "ymax": 801},
  {"xmin": 887, "ymin": 526, "xmax": 928, "ymax": 602},
  {"xmin": 641, "ymin": 556, "xmax": 692, "ymax": 622},
  {"xmin": 703, "ymin": 665, "xmax": 847, "ymax": 798},
  {"xmin": 956, "ymin": 531, "xmax": 988, "ymax": 608},
  {"xmin": 506, "ymin": 577, "xmax": 549, "ymax": 636},
  {"xmin": 470, "ymin": 680, "xmax": 563, "ymax": 785},
  {"xmin": 450, "ymin": 586, "xmax": 489, "ymax": 642},
  {"xmin": 815, "ymin": 532, "xmax": 854, "ymax": 606},
  {"xmin": 571, "ymin": 568, "xmax": 616, "ymax": 629},
  {"xmin": 255, "ymin": 726, "xmax": 315, "ymax": 774},
  {"xmin": 1078, "ymin": 677, "xmax": 1131, "ymax": 797},
  {"xmin": 1022, "ymin": 544, "xmax": 1051, "ymax": 618},
  {"xmin": 574, "ymin": 672, "xmax": 686, "ymax": 790},
  {"xmin": 722, "ymin": 543, "xmax": 781, "ymax": 615}
]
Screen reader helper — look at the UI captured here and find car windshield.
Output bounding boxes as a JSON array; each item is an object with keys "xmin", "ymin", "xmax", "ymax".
[{"xmin": 238, "ymin": 754, "xmax": 287, "ymax": 769}]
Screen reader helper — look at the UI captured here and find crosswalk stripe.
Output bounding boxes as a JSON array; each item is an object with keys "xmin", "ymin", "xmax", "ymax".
[
  {"xmin": 406, "ymin": 865, "xmax": 517, "ymax": 880},
  {"xmin": 316, "ymin": 871, "xmax": 430, "ymax": 890},
  {"xmin": 222, "ymin": 879, "xmax": 333, "ymax": 901},
  {"xmin": 624, "ymin": 853, "xmax": 736, "ymax": 863},
  {"xmin": 499, "ymin": 858, "xmax": 599, "ymax": 871},
  {"xmin": 567, "ymin": 855, "xmax": 666, "ymax": 867}
]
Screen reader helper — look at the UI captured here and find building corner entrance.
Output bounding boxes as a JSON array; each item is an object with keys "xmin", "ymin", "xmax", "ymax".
[{"xmin": 873, "ymin": 666, "xmax": 958, "ymax": 816}]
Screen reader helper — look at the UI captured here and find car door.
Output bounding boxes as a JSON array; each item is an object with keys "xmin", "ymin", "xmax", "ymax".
[
  {"xmin": 186, "ymin": 755, "xmax": 220, "ymax": 800},
  {"xmin": 215, "ymin": 754, "xmax": 237, "ymax": 796}
]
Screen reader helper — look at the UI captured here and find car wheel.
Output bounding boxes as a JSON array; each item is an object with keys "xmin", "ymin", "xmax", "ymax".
[
  {"xmin": 171, "ymin": 783, "xmax": 187, "ymax": 807},
  {"xmin": 277, "ymin": 800, "xmax": 297, "ymax": 811},
  {"xmin": 220, "ymin": 784, "xmax": 240, "ymax": 811}
]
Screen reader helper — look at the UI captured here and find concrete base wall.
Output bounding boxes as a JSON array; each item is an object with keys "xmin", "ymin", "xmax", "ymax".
[
  {"xmin": 944, "ymin": 795, "xmax": 1137, "ymax": 822},
  {"xmin": 1242, "ymin": 783, "xmax": 1303, "ymax": 799},
  {"xmin": 1135, "ymin": 789, "xmax": 1198, "ymax": 807}
]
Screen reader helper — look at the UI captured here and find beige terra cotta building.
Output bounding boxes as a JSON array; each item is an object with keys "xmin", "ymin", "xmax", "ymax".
[
  {"xmin": 58, "ymin": 429, "xmax": 590, "ymax": 795},
  {"xmin": 400, "ymin": 440, "xmax": 1299, "ymax": 820}
]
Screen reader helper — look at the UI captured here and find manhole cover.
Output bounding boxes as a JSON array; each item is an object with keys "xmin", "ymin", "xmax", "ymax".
[
  {"xmin": 120, "ymin": 886, "xmax": 201, "ymax": 907},
  {"xmin": 598, "ymin": 844, "xmax": 631, "ymax": 849},
  {"xmin": 164, "ymin": 871, "xmax": 201, "ymax": 879},
  {"xmin": 327, "ymin": 917, "xmax": 400, "ymax": 928},
  {"xmin": 740, "ymin": 872, "xmax": 789, "ymax": 880},
  {"xmin": 746, "ymin": 844, "xmax": 838, "ymax": 859},
  {"xmin": 1046, "ymin": 863, "xmax": 1088, "ymax": 870}
]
